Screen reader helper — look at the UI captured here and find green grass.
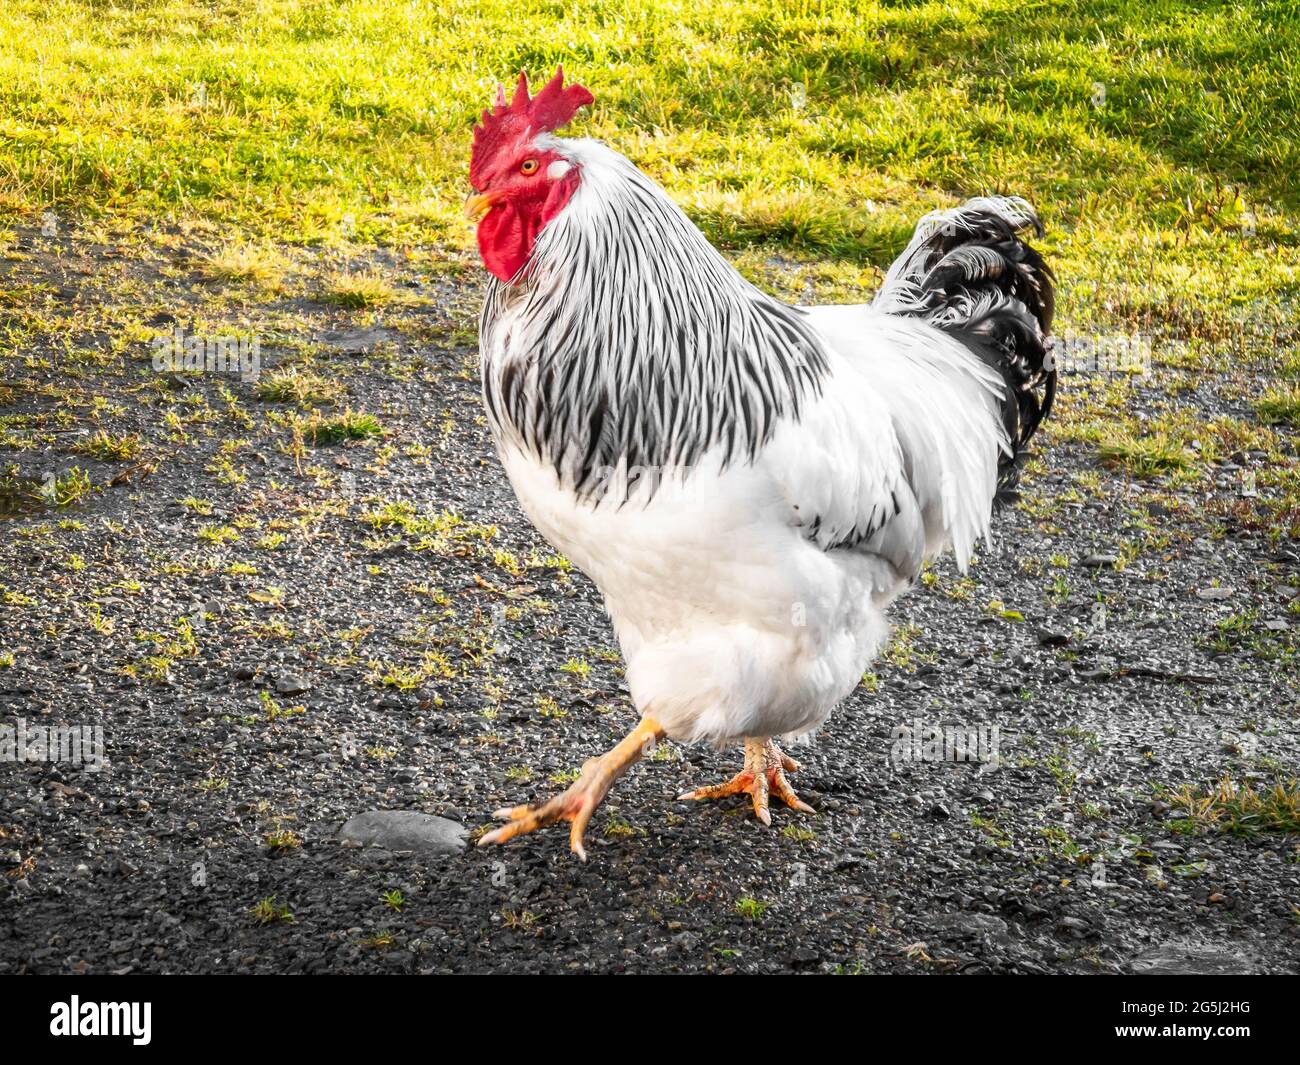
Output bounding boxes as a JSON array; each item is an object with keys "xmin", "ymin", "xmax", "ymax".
[
  {"xmin": 201, "ymin": 242, "xmax": 285, "ymax": 285},
  {"xmin": 1167, "ymin": 775, "xmax": 1300, "ymax": 836},
  {"xmin": 249, "ymin": 895, "xmax": 294, "ymax": 925},
  {"xmin": 0, "ymin": 0, "xmax": 1296, "ymax": 330},
  {"xmin": 1255, "ymin": 385, "xmax": 1300, "ymax": 427},
  {"xmin": 1, "ymin": 465, "xmax": 93, "ymax": 513},
  {"xmin": 254, "ymin": 367, "xmax": 343, "ymax": 407},
  {"xmin": 74, "ymin": 430, "xmax": 141, "ymax": 462},
  {"xmin": 322, "ymin": 269, "xmax": 396, "ymax": 308},
  {"xmin": 1097, "ymin": 433, "xmax": 1193, "ymax": 479},
  {"xmin": 263, "ymin": 827, "xmax": 302, "ymax": 852},
  {"xmin": 308, "ymin": 409, "xmax": 381, "ymax": 444}
]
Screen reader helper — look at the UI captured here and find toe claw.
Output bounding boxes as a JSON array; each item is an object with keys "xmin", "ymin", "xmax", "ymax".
[
  {"xmin": 789, "ymin": 796, "xmax": 816, "ymax": 814},
  {"xmin": 568, "ymin": 796, "xmax": 599, "ymax": 860},
  {"xmin": 770, "ymin": 773, "xmax": 815, "ymax": 814},
  {"xmin": 569, "ymin": 829, "xmax": 588, "ymax": 862}
]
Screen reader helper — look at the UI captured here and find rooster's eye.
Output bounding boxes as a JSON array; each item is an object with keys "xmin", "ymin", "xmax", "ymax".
[{"xmin": 520, "ymin": 158, "xmax": 539, "ymax": 175}]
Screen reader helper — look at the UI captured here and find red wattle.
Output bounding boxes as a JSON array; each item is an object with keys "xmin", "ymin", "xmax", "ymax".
[
  {"xmin": 478, "ymin": 203, "xmax": 533, "ymax": 282},
  {"xmin": 477, "ymin": 170, "xmax": 580, "ymax": 284}
]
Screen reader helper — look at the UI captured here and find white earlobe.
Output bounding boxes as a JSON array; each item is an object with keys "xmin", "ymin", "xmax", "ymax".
[{"xmin": 547, "ymin": 161, "xmax": 572, "ymax": 180}]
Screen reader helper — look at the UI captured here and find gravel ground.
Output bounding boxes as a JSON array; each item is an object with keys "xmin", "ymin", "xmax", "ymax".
[{"xmin": 1, "ymin": 223, "xmax": 1298, "ymax": 975}]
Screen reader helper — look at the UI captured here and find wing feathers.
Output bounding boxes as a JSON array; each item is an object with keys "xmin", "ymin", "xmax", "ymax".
[{"xmin": 768, "ymin": 307, "xmax": 1006, "ymax": 582}]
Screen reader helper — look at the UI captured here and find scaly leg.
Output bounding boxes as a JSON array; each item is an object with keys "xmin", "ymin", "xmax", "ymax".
[
  {"xmin": 478, "ymin": 716, "xmax": 665, "ymax": 861},
  {"xmin": 678, "ymin": 737, "xmax": 815, "ymax": 825}
]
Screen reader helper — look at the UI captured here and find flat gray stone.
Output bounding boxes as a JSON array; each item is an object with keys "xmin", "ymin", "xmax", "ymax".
[
  {"xmin": 926, "ymin": 912, "xmax": 1008, "ymax": 939},
  {"xmin": 1036, "ymin": 627, "xmax": 1070, "ymax": 647},
  {"xmin": 321, "ymin": 326, "xmax": 398, "ymax": 354},
  {"xmin": 338, "ymin": 810, "xmax": 467, "ymax": 854},
  {"xmin": 276, "ymin": 674, "xmax": 311, "ymax": 695},
  {"xmin": 1129, "ymin": 942, "xmax": 1257, "ymax": 975}
]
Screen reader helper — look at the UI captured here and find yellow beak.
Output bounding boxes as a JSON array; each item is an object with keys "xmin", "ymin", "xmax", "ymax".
[{"xmin": 464, "ymin": 192, "xmax": 499, "ymax": 222}]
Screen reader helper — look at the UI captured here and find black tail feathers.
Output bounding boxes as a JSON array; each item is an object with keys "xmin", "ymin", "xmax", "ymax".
[{"xmin": 875, "ymin": 196, "xmax": 1056, "ymax": 507}]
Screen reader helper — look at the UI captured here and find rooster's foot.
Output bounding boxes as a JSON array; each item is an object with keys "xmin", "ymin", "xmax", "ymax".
[
  {"xmin": 477, "ymin": 716, "xmax": 664, "ymax": 860},
  {"xmin": 678, "ymin": 737, "xmax": 814, "ymax": 825}
]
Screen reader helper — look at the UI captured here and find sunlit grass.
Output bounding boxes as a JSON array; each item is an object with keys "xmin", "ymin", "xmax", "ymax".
[
  {"xmin": 322, "ymin": 268, "xmax": 396, "ymax": 308},
  {"xmin": 254, "ymin": 367, "xmax": 343, "ymax": 407},
  {"xmin": 1097, "ymin": 434, "xmax": 1193, "ymax": 479},
  {"xmin": 1168, "ymin": 775, "xmax": 1300, "ymax": 837},
  {"xmin": 0, "ymin": 0, "xmax": 1294, "ymax": 335},
  {"xmin": 1255, "ymin": 385, "xmax": 1300, "ymax": 427},
  {"xmin": 308, "ymin": 408, "xmax": 381, "ymax": 444},
  {"xmin": 74, "ymin": 430, "xmax": 142, "ymax": 462},
  {"xmin": 201, "ymin": 242, "xmax": 286, "ymax": 286}
]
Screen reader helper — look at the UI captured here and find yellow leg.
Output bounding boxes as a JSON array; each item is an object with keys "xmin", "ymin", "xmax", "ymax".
[
  {"xmin": 478, "ymin": 716, "xmax": 665, "ymax": 861},
  {"xmin": 679, "ymin": 737, "xmax": 814, "ymax": 825}
]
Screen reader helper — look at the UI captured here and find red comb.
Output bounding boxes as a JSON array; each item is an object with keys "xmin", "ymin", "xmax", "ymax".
[{"xmin": 470, "ymin": 67, "xmax": 594, "ymax": 188}]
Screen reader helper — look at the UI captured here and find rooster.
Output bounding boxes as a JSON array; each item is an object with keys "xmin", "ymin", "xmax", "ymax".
[{"xmin": 469, "ymin": 70, "xmax": 1054, "ymax": 859}]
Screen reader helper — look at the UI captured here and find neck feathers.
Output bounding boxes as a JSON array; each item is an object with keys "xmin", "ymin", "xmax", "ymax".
[{"xmin": 480, "ymin": 140, "xmax": 827, "ymax": 498}]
